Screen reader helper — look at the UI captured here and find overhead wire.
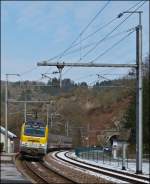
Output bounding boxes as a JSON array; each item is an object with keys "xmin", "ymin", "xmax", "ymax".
[
  {"xmin": 73, "ymin": 70, "xmax": 130, "ymax": 84},
  {"xmin": 80, "ymin": 0, "xmax": 144, "ymax": 44},
  {"xmin": 19, "ymin": 64, "xmax": 55, "ymax": 84},
  {"xmin": 20, "ymin": 66, "xmax": 38, "ymax": 76},
  {"xmin": 39, "ymin": 2, "xmax": 143, "ymax": 82},
  {"xmin": 43, "ymin": 66, "xmax": 52, "ymax": 74},
  {"xmin": 75, "ymin": 72, "xmax": 127, "ymax": 80},
  {"xmin": 57, "ymin": 0, "xmax": 111, "ymax": 61},
  {"xmin": 71, "ymin": 68, "xmax": 118, "ymax": 82},
  {"xmin": 43, "ymin": 1, "xmax": 111, "ymax": 78},
  {"xmin": 60, "ymin": 27, "xmax": 135, "ymax": 57},
  {"xmin": 90, "ymin": 29, "xmax": 135, "ymax": 63},
  {"xmin": 40, "ymin": 18, "xmax": 116, "ymax": 63},
  {"xmin": 61, "ymin": 1, "xmax": 146, "ymax": 76},
  {"xmin": 42, "ymin": 1, "xmax": 111, "ymax": 63},
  {"xmin": 27, "ymin": 1, "xmax": 145, "ymax": 83},
  {"xmin": 87, "ymin": 74, "xmax": 111, "ymax": 86},
  {"xmin": 60, "ymin": 17, "xmax": 117, "ymax": 54},
  {"xmin": 82, "ymin": 1, "xmax": 146, "ymax": 60},
  {"xmin": 38, "ymin": 0, "xmax": 144, "ymax": 66},
  {"xmin": 80, "ymin": 33, "xmax": 82, "ymax": 60},
  {"xmin": 97, "ymin": 74, "xmax": 112, "ymax": 81},
  {"xmin": 88, "ymin": 79, "xmax": 100, "ymax": 86},
  {"xmin": 62, "ymin": 29, "xmax": 134, "ymax": 76},
  {"xmin": 97, "ymin": 74, "xmax": 127, "ymax": 86},
  {"xmin": 81, "ymin": 0, "xmax": 141, "ymax": 42},
  {"xmin": 81, "ymin": 74, "xmax": 110, "ymax": 84},
  {"xmin": 45, "ymin": 0, "xmax": 143, "ymax": 63},
  {"xmin": 77, "ymin": 18, "xmax": 117, "ymax": 45},
  {"xmin": 88, "ymin": 77, "xmax": 131, "ymax": 89},
  {"xmin": 103, "ymin": 73, "xmax": 128, "ymax": 76}
]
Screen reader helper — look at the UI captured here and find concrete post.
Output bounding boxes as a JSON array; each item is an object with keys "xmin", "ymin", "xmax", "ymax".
[
  {"xmin": 47, "ymin": 103, "xmax": 49, "ymax": 127},
  {"xmin": 113, "ymin": 148, "xmax": 117, "ymax": 159},
  {"xmin": 122, "ymin": 143, "xmax": 127, "ymax": 170},
  {"xmin": 5, "ymin": 74, "xmax": 8, "ymax": 153},
  {"xmin": 24, "ymin": 102, "xmax": 27, "ymax": 122},
  {"xmin": 50, "ymin": 114, "xmax": 53, "ymax": 128},
  {"xmin": 136, "ymin": 19, "xmax": 143, "ymax": 174}
]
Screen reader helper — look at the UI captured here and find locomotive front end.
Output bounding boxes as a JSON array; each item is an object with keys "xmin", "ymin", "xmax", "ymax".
[{"xmin": 20, "ymin": 120, "xmax": 48, "ymax": 157}]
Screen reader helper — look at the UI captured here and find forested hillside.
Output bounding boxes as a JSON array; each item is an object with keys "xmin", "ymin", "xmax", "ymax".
[
  {"xmin": 1, "ymin": 55, "xmax": 149, "ymax": 152},
  {"xmin": 121, "ymin": 55, "xmax": 149, "ymax": 152}
]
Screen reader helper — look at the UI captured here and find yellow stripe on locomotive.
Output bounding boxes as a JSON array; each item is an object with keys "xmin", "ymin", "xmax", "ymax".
[{"xmin": 20, "ymin": 120, "xmax": 48, "ymax": 156}]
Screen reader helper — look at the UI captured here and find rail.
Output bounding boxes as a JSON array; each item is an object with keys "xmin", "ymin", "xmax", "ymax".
[{"xmin": 55, "ymin": 151, "xmax": 149, "ymax": 184}]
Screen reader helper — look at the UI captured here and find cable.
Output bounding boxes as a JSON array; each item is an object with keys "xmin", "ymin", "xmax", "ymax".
[
  {"xmin": 47, "ymin": 1, "xmax": 146, "ymax": 77},
  {"xmin": 19, "ymin": 65, "xmax": 46, "ymax": 85},
  {"xmin": 62, "ymin": 67, "xmax": 73, "ymax": 76},
  {"xmin": 40, "ymin": 1, "xmax": 144, "ymax": 63},
  {"xmin": 90, "ymin": 29, "xmax": 135, "ymax": 63},
  {"xmin": 60, "ymin": 29, "xmax": 135, "ymax": 76},
  {"xmin": 88, "ymin": 79, "xmax": 99, "ymax": 86},
  {"xmin": 19, "ymin": 65, "xmax": 54, "ymax": 84},
  {"xmin": 82, "ymin": 1, "xmax": 146, "ymax": 59},
  {"xmin": 43, "ymin": 1, "xmax": 110, "ymax": 63},
  {"xmin": 97, "ymin": 72, "xmax": 136, "ymax": 86},
  {"xmin": 73, "ymin": 70, "xmax": 131, "ymax": 83},
  {"xmin": 20, "ymin": 66, "xmax": 38, "ymax": 76},
  {"xmin": 79, "ymin": 1, "xmax": 111, "ymax": 37},
  {"xmin": 73, "ymin": 17, "xmax": 117, "ymax": 47},
  {"xmin": 61, "ymin": 27, "xmax": 135, "ymax": 57},
  {"xmin": 62, "ymin": 63, "xmax": 118, "ymax": 77},
  {"xmin": 63, "ymin": 31, "xmax": 135, "ymax": 77},
  {"xmin": 60, "ymin": 1, "xmax": 144, "ymax": 60},
  {"xmin": 88, "ymin": 78, "xmax": 132, "ymax": 89},
  {"xmin": 87, "ymin": 74, "xmax": 110, "ymax": 86},
  {"xmin": 124, "ymin": 1, "xmax": 145, "ymax": 12},
  {"xmin": 58, "ymin": 1, "xmax": 111, "ymax": 61},
  {"xmin": 80, "ymin": 34, "xmax": 82, "ymax": 60},
  {"xmin": 44, "ymin": 66, "xmax": 52, "ymax": 74},
  {"xmin": 103, "ymin": 73, "xmax": 128, "ymax": 76},
  {"xmin": 61, "ymin": 1, "xmax": 143, "ymax": 58},
  {"xmin": 70, "ymin": 68, "xmax": 116, "ymax": 81},
  {"xmin": 42, "ymin": 18, "xmax": 116, "ymax": 63},
  {"xmin": 97, "ymin": 74, "xmax": 111, "ymax": 81}
]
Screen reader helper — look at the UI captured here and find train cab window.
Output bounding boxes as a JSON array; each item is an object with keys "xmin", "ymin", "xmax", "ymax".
[{"xmin": 24, "ymin": 127, "xmax": 45, "ymax": 137}]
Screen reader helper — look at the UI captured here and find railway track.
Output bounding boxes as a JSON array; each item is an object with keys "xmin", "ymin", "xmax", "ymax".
[
  {"xmin": 15, "ymin": 154, "xmax": 76, "ymax": 183},
  {"xmin": 55, "ymin": 151, "xmax": 150, "ymax": 184}
]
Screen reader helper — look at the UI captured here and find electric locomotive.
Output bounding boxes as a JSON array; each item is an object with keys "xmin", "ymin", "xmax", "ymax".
[{"xmin": 20, "ymin": 120, "xmax": 48, "ymax": 157}]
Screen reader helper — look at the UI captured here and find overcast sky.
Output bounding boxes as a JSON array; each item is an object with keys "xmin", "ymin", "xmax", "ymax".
[{"xmin": 1, "ymin": 1, "xmax": 149, "ymax": 84}]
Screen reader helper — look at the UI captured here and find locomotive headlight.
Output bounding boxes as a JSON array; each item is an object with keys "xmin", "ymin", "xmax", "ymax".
[
  {"xmin": 21, "ymin": 141, "xmax": 27, "ymax": 146},
  {"xmin": 40, "ymin": 144, "xmax": 45, "ymax": 147}
]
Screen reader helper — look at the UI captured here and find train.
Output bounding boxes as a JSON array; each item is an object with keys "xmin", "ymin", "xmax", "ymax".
[
  {"xmin": 19, "ymin": 119, "xmax": 72, "ymax": 158},
  {"xmin": 48, "ymin": 134, "xmax": 72, "ymax": 151}
]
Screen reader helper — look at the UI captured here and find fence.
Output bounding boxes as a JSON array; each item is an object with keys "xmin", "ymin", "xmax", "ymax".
[{"xmin": 75, "ymin": 147, "xmax": 150, "ymax": 169}]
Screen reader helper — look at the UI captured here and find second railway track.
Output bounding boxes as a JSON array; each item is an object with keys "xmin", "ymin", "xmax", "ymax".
[{"xmin": 55, "ymin": 151, "xmax": 150, "ymax": 184}]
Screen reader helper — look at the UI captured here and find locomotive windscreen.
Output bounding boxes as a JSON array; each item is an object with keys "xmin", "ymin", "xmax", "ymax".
[
  {"xmin": 24, "ymin": 126, "xmax": 45, "ymax": 137},
  {"xmin": 24, "ymin": 120, "xmax": 46, "ymax": 137}
]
